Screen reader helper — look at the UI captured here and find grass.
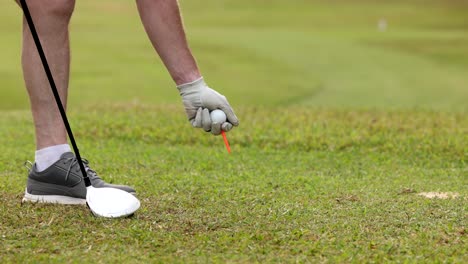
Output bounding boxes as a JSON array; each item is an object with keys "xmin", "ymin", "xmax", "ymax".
[
  {"xmin": 1, "ymin": 106, "xmax": 467, "ymax": 262},
  {"xmin": 0, "ymin": 0, "xmax": 467, "ymax": 263},
  {"xmin": 1, "ymin": 0, "xmax": 468, "ymax": 110}
]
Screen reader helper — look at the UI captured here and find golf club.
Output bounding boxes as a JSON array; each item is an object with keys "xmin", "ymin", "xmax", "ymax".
[{"xmin": 20, "ymin": 0, "xmax": 140, "ymax": 218}]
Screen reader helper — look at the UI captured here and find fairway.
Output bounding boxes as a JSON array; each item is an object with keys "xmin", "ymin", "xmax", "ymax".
[{"xmin": 1, "ymin": 0, "xmax": 467, "ymax": 263}]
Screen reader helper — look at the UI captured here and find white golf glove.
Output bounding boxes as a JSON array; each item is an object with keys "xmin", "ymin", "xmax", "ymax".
[{"xmin": 177, "ymin": 77, "xmax": 239, "ymax": 135}]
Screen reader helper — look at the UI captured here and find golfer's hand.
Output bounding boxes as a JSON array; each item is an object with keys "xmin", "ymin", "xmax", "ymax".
[{"xmin": 177, "ymin": 77, "xmax": 239, "ymax": 135}]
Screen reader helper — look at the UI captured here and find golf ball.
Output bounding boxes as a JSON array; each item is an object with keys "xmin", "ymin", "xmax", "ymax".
[{"xmin": 210, "ymin": 109, "xmax": 227, "ymax": 123}]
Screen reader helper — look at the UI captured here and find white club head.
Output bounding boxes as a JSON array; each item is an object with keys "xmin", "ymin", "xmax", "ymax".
[{"xmin": 86, "ymin": 186, "xmax": 140, "ymax": 218}]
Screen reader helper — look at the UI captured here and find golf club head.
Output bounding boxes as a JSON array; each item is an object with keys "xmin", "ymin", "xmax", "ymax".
[{"xmin": 86, "ymin": 186, "xmax": 140, "ymax": 218}]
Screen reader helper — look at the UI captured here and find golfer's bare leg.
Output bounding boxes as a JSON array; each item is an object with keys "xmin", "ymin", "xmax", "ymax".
[
  {"xmin": 19, "ymin": 0, "xmax": 75, "ymax": 150},
  {"xmin": 136, "ymin": 0, "xmax": 201, "ymax": 85}
]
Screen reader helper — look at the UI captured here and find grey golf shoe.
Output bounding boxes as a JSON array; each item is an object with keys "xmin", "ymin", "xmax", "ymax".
[{"xmin": 23, "ymin": 152, "xmax": 136, "ymax": 205}]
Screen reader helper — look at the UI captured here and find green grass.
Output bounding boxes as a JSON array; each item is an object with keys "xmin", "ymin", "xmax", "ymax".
[
  {"xmin": 1, "ymin": 0, "xmax": 468, "ymax": 110},
  {"xmin": 0, "ymin": 0, "xmax": 467, "ymax": 263},
  {"xmin": 0, "ymin": 106, "xmax": 466, "ymax": 262}
]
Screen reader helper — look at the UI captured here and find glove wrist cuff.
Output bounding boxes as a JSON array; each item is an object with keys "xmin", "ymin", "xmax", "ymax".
[{"xmin": 177, "ymin": 77, "xmax": 205, "ymax": 91}]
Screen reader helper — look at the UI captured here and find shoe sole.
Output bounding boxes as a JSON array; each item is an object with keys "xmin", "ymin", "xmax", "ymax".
[{"xmin": 23, "ymin": 188, "xmax": 86, "ymax": 205}]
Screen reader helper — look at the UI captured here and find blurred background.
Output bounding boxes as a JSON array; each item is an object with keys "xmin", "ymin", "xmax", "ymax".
[{"xmin": 1, "ymin": 0, "xmax": 467, "ymax": 111}]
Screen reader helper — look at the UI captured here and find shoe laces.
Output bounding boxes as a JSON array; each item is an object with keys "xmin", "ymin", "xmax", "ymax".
[{"xmin": 64, "ymin": 157, "xmax": 100, "ymax": 182}]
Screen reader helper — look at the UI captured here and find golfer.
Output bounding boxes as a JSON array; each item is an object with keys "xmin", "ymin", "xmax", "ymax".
[{"xmin": 17, "ymin": 0, "xmax": 239, "ymax": 204}]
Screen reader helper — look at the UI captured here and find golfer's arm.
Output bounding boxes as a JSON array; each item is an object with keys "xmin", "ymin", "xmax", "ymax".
[{"xmin": 136, "ymin": 0, "xmax": 201, "ymax": 85}]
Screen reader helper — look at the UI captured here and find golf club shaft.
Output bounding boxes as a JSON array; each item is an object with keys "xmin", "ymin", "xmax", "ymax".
[{"xmin": 20, "ymin": 0, "xmax": 91, "ymax": 187}]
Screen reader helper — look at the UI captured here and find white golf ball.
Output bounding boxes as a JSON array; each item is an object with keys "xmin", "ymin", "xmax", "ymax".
[{"xmin": 210, "ymin": 109, "xmax": 227, "ymax": 123}]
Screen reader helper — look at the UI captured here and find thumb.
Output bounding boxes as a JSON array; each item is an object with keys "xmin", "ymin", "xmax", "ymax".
[{"xmin": 219, "ymin": 104, "xmax": 239, "ymax": 126}]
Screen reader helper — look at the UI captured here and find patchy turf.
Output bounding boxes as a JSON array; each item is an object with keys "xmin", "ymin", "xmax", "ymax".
[
  {"xmin": 0, "ymin": 0, "xmax": 467, "ymax": 262},
  {"xmin": 0, "ymin": 105, "xmax": 466, "ymax": 262}
]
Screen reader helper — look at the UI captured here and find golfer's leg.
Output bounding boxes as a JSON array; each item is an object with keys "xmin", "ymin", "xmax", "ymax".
[{"xmin": 19, "ymin": 0, "xmax": 75, "ymax": 150}]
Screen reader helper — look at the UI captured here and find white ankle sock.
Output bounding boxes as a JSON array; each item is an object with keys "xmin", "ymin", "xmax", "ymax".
[{"xmin": 35, "ymin": 144, "xmax": 72, "ymax": 172}]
